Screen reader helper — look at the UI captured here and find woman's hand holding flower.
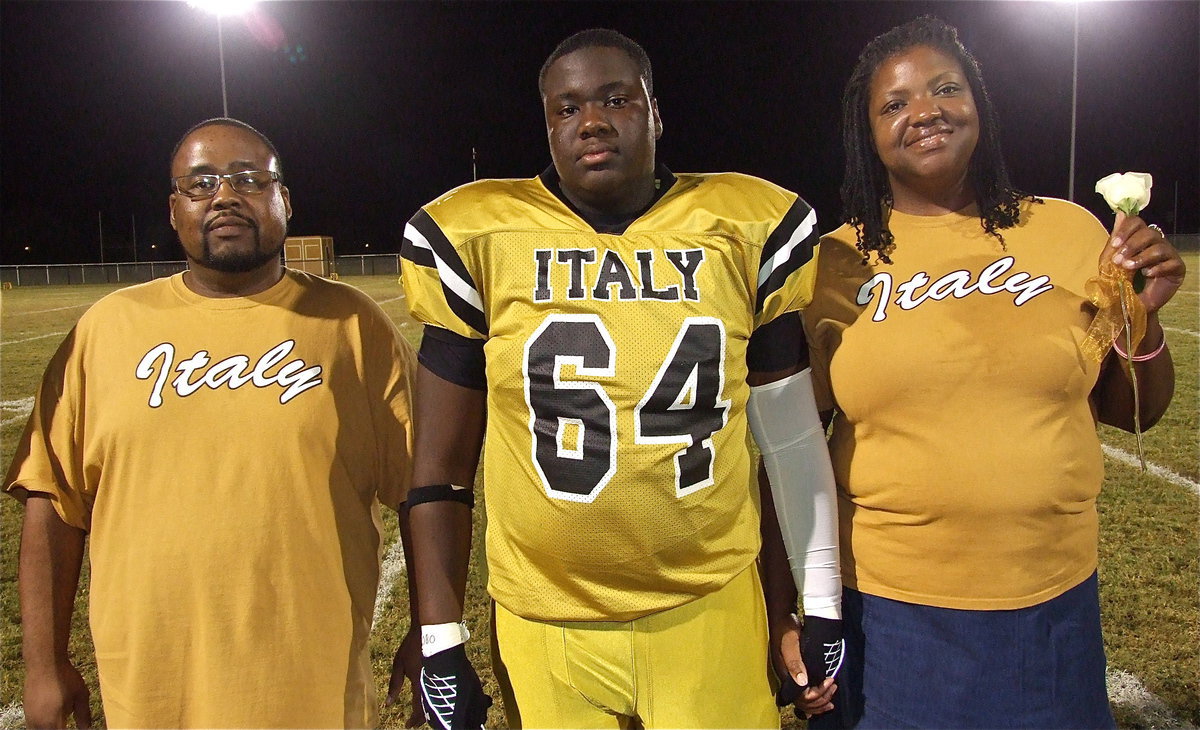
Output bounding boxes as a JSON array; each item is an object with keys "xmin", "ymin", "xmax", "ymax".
[
  {"xmin": 1096, "ymin": 172, "xmax": 1186, "ymax": 315},
  {"xmin": 1106, "ymin": 212, "xmax": 1185, "ymax": 315}
]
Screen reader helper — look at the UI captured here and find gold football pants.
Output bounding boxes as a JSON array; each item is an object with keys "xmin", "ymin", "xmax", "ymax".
[{"xmin": 491, "ymin": 564, "xmax": 778, "ymax": 729}]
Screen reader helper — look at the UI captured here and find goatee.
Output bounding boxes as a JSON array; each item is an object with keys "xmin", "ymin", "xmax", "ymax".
[{"xmin": 199, "ymin": 227, "xmax": 286, "ymax": 273}]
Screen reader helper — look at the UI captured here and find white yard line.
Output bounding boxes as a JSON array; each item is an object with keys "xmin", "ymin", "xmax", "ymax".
[
  {"xmin": 1108, "ymin": 669, "xmax": 1197, "ymax": 729},
  {"xmin": 374, "ymin": 295, "xmax": 405, "ymax": 305},
  {"xmin": 1, "ymin": 397, "xmax": 35, "ymax": 428},
  {"xmin": 1102, "ymin": 444, "xmax": 1200, "ymax": 496},
  {"xmin": 0, "ymin": 701, "xmax": 24, "ymax": 730},
  {"xmin": 0, "ymin": 331, "xmax": 66, "ymax": 346},
  {"xmin": 1162, "ymin": 326, "xmax": 1198, "ymax": 338},
  {"xmin": 21, "ymin": 303, "xmax": 94, "ymax": 315},
  {"xmin": 373, "ymin": 534, "xmax": 408, "ymax": 625}
]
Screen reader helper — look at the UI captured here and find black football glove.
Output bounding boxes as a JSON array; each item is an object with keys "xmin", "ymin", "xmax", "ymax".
[
  {"xmin": 776, "ymin": 615, "xmax": 845, "ymax": 707},
  {"xmin": 800, "ymin": 615, "xmax": 845, "ymax": 686},
  {"xmin": 420, "ymin": 644, "xmax": 492, "ymax": 730}
]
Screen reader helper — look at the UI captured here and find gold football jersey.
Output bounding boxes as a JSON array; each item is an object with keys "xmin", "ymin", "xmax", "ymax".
[{"xmin": 401, "ymin": 172, "xmax": 819, "ymax": 621}]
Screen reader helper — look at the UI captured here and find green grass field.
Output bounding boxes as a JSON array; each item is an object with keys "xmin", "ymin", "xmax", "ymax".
[{"xmin": 1, "ymin": 264, "xmax": 1197, "ymax": 728}]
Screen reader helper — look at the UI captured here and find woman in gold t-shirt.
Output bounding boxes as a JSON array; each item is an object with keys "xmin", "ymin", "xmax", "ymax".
[{"xmin": 803, "ymin": 16, "xmax": 1185, "ymax": 728}]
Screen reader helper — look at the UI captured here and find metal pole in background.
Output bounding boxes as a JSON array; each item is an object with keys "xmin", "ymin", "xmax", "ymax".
[
  {"xmin": 218, "ymin": 14, "xmax": 229, "ymax": 116},
  {"xmin": 1173, "ymin": 181, "xmax": 1179, "ymax": 235},
  {"xmin": 132, "ymin": 213, "xmax": 138, "ymax": 263},
  {"xmin": 98, "ymin": 211, "xmax": 105, "ymax": 264},
  {"xmin": 1068, "ymin": 2, "xmax": 1079, "ymax": 202}
]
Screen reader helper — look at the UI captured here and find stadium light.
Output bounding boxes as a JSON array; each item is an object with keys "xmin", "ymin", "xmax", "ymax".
[{"xmin": 187, "ymin": 0, "xmax": 256, "ymax": 117}]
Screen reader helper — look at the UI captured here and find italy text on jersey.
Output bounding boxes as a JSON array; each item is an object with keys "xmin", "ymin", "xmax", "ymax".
[
  {"xmin": 135, "ymin": 340, "xmax": 324, "ymax": 406},
  {"xmin": 857, "ymin": 256, "xmax": 1054, "ymax": 322},
  {"xmin": 532, "ymin": 248, "xmax": 705, "ymax": 302}
]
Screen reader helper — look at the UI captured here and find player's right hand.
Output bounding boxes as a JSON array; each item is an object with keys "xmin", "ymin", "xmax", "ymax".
[
  {"xmin": 23, "ymin": 662, "xmax": 92, "ymax": 729},
  {"xmin": 420, "ymin": 644, "xmax": 492, "ymax": 730}
]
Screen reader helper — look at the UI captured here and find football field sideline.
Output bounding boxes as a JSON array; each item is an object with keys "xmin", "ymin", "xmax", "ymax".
[
  {"xmin": 0, "ymin": 331, "xmax": 67, "ymax": 347},
  {"xmin": 1102, "ymin": 444, "xmax": 1200, "ymax": 495}
]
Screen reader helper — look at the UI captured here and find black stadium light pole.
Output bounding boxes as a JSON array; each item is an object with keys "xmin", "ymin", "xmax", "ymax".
[
  {"xmin": 1067, "ymin": 1, "xmax": 1080, "ymax": 202},
  {"xmin": 187, "ymin": 0, "xmax": 255, "ymax": 117},
  {"xmin": 218, "ymin": 14, "xmax": 228, "ymax": 116}
]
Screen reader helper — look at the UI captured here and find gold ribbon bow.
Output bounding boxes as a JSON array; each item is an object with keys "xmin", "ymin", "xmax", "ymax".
[
  {"xmin": 1082, "ymin": 258, "xmax": 1148, "ymax": 468},
  {"xmin": 1083, "ymin": 260, "xmax": 1146, "ymax": 362}
]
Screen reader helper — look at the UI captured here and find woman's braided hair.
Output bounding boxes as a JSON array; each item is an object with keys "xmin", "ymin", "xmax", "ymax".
[{"xmin": 840, "ymin": 16, "xmax": 1040, "ymax": 264}]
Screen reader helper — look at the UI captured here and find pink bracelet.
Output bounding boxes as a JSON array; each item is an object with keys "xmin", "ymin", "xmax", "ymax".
[{"xmin": 1112, "ymin": 334, "xmax": 1167, "ymax": 362}]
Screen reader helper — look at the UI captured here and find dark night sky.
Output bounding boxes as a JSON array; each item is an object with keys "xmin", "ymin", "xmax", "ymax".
[{"xmin": 2, "ymin": 0, "xmax": 1197, "ymax": 265}]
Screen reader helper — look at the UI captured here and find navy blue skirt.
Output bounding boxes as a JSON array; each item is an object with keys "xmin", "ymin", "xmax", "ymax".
[{"xmin": 811, "ymin": 573, "xmax": 1116, "ymax": 729}]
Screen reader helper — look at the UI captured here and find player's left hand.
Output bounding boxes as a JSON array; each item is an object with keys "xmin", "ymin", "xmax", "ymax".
[
  {"xmin": 1107, "ymin": 212, "xmax": 1186, "ymax": 314},
  {"xmin": 771, "ymin": 613, "xmax": 840, "ymax": 717},
  {"xmin": 387, "ymin": 624, "xmax": 428, "ymax": 728},
  {"xmin": 420, "ymin": 644, "xmax": 492, "ymax": 730}
]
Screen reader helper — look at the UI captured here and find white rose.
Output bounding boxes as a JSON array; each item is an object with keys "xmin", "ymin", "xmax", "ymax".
[{"xmin": 1095, "ymin": 172, "xmax": 1153, "ymax": 216}]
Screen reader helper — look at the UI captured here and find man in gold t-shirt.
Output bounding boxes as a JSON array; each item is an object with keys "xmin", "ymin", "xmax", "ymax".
[{"xmin": 7, "ymin": 118, "xmax": 417, "ymax": 728}]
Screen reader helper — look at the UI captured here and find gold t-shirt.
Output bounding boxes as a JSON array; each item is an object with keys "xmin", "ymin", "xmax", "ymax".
[
  {"xmin": 6, "ymin": 270, "xmax": 415, "ymax": 727},
  {"xmin": 805, "ymin": 198, "xmax": 1110, "ymax": 610}
]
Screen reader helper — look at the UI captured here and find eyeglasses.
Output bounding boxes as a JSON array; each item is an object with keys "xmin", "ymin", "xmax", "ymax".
[{"xmin": 172, "ymin": 170, "xmax": 281, "ymax": 200}]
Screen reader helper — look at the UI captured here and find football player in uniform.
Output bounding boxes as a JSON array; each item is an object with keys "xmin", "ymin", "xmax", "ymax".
[
  {"xmin": 394, "ymin": 29, "xmax": 841, "ymax": 728},
  {"xmin": 8, "ymin": 118, "xmax": 420, "ymax": 728}
]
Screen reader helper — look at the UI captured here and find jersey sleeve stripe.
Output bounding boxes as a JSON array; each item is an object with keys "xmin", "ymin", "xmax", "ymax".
[
  {"xmin": 755, "ymin": 203, "xmax": 819, "ymax": 313},
  {"xmin": 400, "ymin": 222, "xmax": 436, "ymax": 268},
  {"xmin": 403, "ymin": 211, "xmax": 489, "ymax": 336},
  {"xmin": 758, "ymin": 202, "xmax": 817, "ymax": 287}
]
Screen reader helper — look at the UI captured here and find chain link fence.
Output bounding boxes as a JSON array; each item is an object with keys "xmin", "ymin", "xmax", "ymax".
[
  {"xmin": 3, "ymin": 240, "xmax": 1193, "ymax": 288},
  {"xmin": 0, "ymin": 254, "xmax": 400, "ymax": 287}
]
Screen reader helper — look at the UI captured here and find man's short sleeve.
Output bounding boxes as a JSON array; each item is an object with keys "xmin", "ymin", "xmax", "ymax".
[
  {"xmin": 362, "ymin": 305, "xmax": 417, "ymax": 510},
  {"xmin": 4, "ymin": 327, "xmax": 93, "ymax": 530}
]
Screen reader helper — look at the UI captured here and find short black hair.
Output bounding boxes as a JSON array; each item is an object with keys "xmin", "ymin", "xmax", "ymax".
[
  {"xmin": 840, "ymin": 16, "xmax": 1039, "ymax": 263},
  {"xmin": 539, "ymin": 28, "xmax": 654, "ymax": 97},
  {"xmin": 169, "ymin": 117, "xmax": 283, "ymax": 180}
]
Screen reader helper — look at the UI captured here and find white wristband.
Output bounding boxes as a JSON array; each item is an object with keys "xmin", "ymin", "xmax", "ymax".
[{"xmin": 421, "ymin": 622, "xmax": 470, "ymax": 657}]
